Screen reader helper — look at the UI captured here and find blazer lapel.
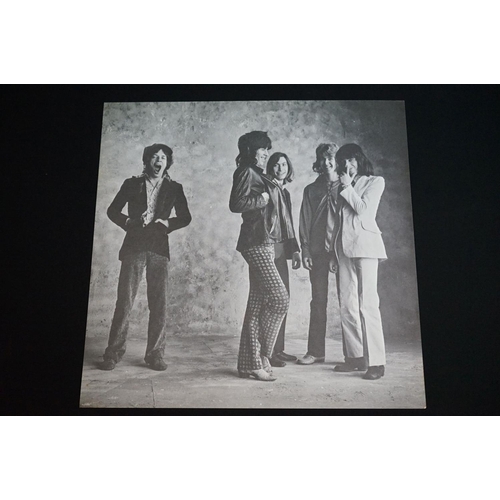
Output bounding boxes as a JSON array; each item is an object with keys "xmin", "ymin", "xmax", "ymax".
[
  {"xmin": 353, "ymin": 176, "xmax": 369, "ymax": 195},
  {"xmin": 156, "ymin": 178, "xmax": 175, "ymax": 216},
  {"xmin": 138, "ymin": 176, "xmax": 148, "ymax": 212}
]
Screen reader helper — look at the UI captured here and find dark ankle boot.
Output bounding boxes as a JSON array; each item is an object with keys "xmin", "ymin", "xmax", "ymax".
[
  {"xmin": 270, "ymin": 356, "xmax": 286, "ymax": 367},
  {"xmin": 334, "ymin": 357, "xmax": 367, "ymax": 372},
  {"xmin": 362, "ymin": 365, "xmax": 385, "ymax": 380}
]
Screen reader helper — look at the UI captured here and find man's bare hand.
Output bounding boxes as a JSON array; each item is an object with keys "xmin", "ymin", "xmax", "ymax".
[
  {"xmin": 329, "ymin": 256, "xmax": 338, "ymax": 274},
  {"xmin": 340, "ymin": 172, "xmax": 352, "ymax": 187},
  {"xmin": 302, "ymin": 256, "xmax": 313, "ymax": 271}
]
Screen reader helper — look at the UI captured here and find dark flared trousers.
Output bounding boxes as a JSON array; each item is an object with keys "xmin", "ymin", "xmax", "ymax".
[
  {"xmin": 237, "ymin": 244, "xmax": 290, "ymax": 372},
  {"xmin": 306, "ymin": 251, "xmax": 341, "ymax": 358},
  {"xmin": 272, "ymin": 244, "xmax": 290, "ymax": 356},
  {"xmin": 103, "ymin": 251, "xmax": 169, "ymax": 363}
]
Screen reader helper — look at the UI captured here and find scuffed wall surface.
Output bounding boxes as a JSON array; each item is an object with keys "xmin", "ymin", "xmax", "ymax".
[{"xmin": 86, "ymin": 101, "xmax": 420, "ymax": 342}]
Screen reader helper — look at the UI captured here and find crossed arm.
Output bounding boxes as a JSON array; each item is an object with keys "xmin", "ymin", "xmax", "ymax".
[
  {"xmin": 339, "ymin": 175, "xmax": 385, "ymax": 216},
  {"xmin": 229, "ymin": 166, "xmax": 269, "ymax": 213}
]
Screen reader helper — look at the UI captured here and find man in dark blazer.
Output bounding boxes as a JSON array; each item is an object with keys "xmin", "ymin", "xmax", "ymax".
[
  {"xmin": 297, "ymin": 143, "xmax": 343, "ymax": 365},
  {"xmin": 99, "ymin": 143, "xmax": 191, "ymax": 371}
]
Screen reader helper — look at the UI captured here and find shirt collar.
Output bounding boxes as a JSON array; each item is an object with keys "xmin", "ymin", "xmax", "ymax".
[
  {"xmin": 145, "ymin": 172, "xmax": 170, "ymax": 186},
  {"xmin": 317, "ymin": 174, "xmax": 340, "ymax": 185}
]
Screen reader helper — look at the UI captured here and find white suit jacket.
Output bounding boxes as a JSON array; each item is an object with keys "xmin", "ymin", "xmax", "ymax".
[{"xmin": 337, "ymin": 175, "xmax": 387, "ymax": 259}]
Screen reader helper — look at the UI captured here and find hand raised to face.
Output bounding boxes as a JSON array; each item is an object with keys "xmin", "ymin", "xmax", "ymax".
[{"xmin": 340, "ymin": 171, "xmax": 353, "ymax": 186}]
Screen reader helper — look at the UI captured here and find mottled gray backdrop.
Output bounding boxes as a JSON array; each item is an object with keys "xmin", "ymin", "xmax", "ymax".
[{"xmin": 85, "ymin": 101, "xmax": 420, "ymax": 346}]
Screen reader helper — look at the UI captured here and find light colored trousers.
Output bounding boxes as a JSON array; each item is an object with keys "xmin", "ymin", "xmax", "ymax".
[{"xmin": 337, "ymin": 246, "xmax": 386, "ymax": 366}]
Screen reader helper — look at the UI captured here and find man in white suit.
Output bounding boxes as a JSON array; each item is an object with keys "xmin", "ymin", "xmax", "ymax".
[{"xmin": 331, "ymin": 143, "xmax": 387, "ymax": 380}]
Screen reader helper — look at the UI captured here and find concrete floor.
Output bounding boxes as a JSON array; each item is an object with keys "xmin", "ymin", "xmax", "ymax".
[{"xmin": 80, "ymin": 333, "xmax": 426, "ymax": 409}]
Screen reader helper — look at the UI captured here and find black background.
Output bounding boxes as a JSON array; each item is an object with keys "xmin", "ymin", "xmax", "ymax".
[{"xmin": 2, "ymin": 85, "xmax": 498, "ymax": 415}]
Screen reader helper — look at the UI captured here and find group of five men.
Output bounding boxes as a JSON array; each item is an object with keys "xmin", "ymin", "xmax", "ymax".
[{"xmin": 98, "ymin": 141, "xmax": 379, "ymax": 379}]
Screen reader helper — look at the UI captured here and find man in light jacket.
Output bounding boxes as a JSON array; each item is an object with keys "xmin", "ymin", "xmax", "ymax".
[{"xmin": 332, "ymin": 143, "xmax": 387, "ymax": 380}]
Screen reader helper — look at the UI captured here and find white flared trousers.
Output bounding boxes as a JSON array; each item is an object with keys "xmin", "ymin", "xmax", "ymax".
[{"xmin": 337, "ymin": 246, "xmax": 386, "ymax": 366}]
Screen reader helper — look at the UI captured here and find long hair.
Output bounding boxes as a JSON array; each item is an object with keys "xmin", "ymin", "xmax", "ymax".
[
  {"xmin": 312, "ymin": 143, "xmax": 339, "ymax": 173},
  {"xmin": 142, "ymin": 143, "xmax": 174, "ymax": 174},
  {"xmin": 335, "ymin": 143, "xmax": 374, "ymax": 176},
  {"xmin": 235, "ymin": 131, "xmax": 272, "ymax": 168},
  {"xmin": 266, "ymin": 152, "xmax": 294, "ymax": 184}
]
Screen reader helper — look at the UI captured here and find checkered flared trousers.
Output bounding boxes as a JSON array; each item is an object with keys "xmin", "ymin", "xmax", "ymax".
[{"xmin": 238, "ymin": 244, "xmax": 290, "ymax": 372}]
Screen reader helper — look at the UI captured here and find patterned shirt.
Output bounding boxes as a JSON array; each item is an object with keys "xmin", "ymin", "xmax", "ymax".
[{"xmin": 143, "ymin": 176, "xmax": 164, "ymax": 225}]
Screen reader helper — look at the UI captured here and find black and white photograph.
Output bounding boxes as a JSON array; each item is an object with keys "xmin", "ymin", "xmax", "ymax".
[
  {"xmin": 79, "ymin": 100, "xmax": 426, "ymax": 408},
  {"xmin": 3, "ymin": 1, "xmax": 499, "ymax": 498}
]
